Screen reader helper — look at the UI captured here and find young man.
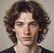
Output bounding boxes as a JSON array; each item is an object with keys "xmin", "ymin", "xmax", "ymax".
[{"xmin": 1, "ymin": 0, "xmax": 54, "ymax": 53}]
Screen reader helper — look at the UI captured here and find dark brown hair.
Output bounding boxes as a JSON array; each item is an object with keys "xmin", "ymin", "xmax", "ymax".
[{"xmin": 4, "ymin": 0, "xmax": 50, "ymax": 44}]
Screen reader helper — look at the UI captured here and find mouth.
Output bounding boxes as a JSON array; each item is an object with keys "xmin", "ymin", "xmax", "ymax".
[{"xmin": 22, "ymin": 37, "xmax": 32, "ymax": 41}]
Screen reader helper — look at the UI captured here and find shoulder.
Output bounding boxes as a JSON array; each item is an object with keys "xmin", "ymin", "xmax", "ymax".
[
  {"xmin": 0, "ymin": 46, "xmax": 15, "ymax": 53},
  {"xmin": 40, "ymin": 46, "xmax": 54, "ymax": 53}
]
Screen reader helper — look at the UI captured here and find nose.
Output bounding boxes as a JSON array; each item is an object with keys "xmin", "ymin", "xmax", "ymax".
[{"xmin": 23, "ymin": 25, "xmax": 31, "ymax": 35}]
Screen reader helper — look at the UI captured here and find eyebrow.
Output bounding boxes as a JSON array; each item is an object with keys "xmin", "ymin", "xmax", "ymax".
[
  {"xmin": 15, "ymin": 21, "xmax": 37, "ymax": 24},
  {"xmin": 29, "ymin": 21, "xmax": 38, "ymax": 25},
  {"xmin": 15, "ymin": 21, "xmax": 24, "ymax": 25}
]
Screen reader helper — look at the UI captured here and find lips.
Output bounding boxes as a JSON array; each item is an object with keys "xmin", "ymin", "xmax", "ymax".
[{"xmin": 22, "ymin": 37, "xmax": 32, "ymax": 41}]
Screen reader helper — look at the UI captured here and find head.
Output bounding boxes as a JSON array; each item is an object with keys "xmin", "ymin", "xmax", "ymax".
[{"xmin": 4, "ymin": 0, "xmax": 50, "ymax": 45}]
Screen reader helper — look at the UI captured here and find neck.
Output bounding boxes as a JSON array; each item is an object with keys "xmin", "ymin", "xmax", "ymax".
[{"xmin": 14, "ymin": 40, "xmax": 41, "ymax": 53}]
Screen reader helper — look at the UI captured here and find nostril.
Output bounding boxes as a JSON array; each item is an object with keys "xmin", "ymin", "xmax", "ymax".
[
  {"xmin": 23, "ymin": 29, "xmax": 31, "ymax": 35},
  {"xmin": 23, "ymin": 28, "xmax": 31, "ymax": 35},
  {"xmin": 24, "ymin": 32, "xmax": 31, "ymax": 35},
  {"xmin": 23, "ymin": 25, "xmax": 31, "ymax": 35}
]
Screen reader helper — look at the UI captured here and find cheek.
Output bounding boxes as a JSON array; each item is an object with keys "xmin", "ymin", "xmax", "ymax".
[
  {"xmin": 30, "ymin": 27, "xmax": 39, "ymax": 36},
  {"xmin": 30, "ymin": 28, "xmax": 39, "ymax": 41},
  {"xmin": 15, "ymin": 28, "xmax": 23, "ymax": 37}
]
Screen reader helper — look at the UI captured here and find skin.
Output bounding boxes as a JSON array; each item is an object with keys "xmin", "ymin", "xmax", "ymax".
[{"xmin": 13, "ymin": 12, "xmax": 41, "ymax": 53}]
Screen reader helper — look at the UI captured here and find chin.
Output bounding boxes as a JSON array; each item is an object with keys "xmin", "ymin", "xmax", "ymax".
[{"xmin": 22, "ymin": 41, "xmax": 33, "ymax": 46}]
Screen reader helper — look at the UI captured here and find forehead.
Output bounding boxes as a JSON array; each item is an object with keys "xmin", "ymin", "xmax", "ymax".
[{"xmin": 16, "ymin": 12, "xmax": 35, "ymax": 22}]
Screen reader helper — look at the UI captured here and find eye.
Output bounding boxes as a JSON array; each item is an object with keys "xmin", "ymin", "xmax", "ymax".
[
  {"xmin": 29, "ymin": 23, "xmax": 38, "ymax": 27},
  {"xmin": 31, "ymin": 23, "xmax": 37, "ymax": 26},
  {"xmin": 16, "ymin": 22, "xmax": 24, "ymax": 26}
]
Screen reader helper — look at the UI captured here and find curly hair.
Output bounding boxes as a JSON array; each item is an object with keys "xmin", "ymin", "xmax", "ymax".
[{"xmin": 4, "ymin": 0, "xmax": 51, "ymax": 44}]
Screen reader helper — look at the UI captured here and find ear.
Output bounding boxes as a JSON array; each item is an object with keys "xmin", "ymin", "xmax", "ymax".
[
  {"xmin": 12, "ymin": 28, "xmax": 15, "ymax": 32},
  {"xmin": 39, "ymin": 28, "xmax": 42, "ymax": 31}
]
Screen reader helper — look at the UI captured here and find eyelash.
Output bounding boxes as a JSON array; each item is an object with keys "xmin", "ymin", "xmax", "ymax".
[
  {"xmin": 16, "ymin": 23, "xmax": 24, "ymax": 26},
  {"xmin": 29, "ymin": 23, "xmax": 37, "ymax": 26},
  {"xmin": 16, "ymin": 23, "xmax": 37, "ymax": 27}
]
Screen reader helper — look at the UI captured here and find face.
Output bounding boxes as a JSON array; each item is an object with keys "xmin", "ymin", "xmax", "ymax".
[{"xmin": 13, "ymin": 12, "xmax": 41, "ymax": 46}]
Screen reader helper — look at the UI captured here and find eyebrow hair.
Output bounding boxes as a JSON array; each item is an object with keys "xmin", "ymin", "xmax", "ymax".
[
  {"xmin": 15, "ymin": 20, "xmax": 37, "ymax": 24},
  {"xmin": 15, "ymin": 21, "xmax": 24, "ymax": 23},
  {"xmin": 28, "ymin": 21, "xmax": 38, "ymax": 25}
]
